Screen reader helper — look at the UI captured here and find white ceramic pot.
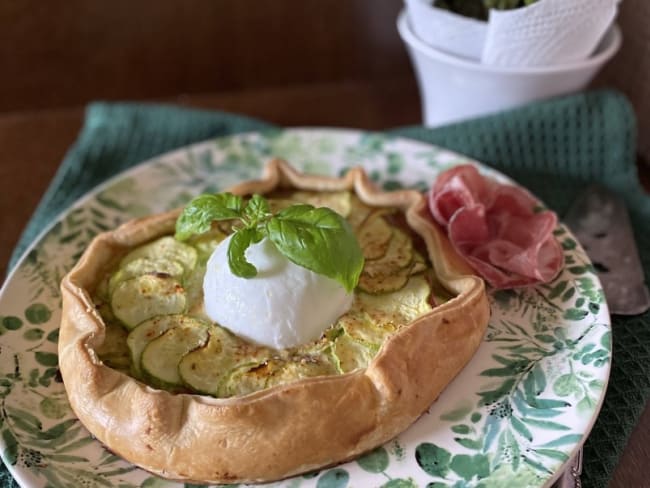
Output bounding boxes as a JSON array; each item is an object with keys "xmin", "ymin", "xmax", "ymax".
[{"xmin": 397, "ymin": 10, "xmax": 622, "ymax": 127}]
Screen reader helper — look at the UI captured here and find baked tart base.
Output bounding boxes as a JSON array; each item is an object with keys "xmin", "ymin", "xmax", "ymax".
[{"xmin": 58, "ymin": 159, "xmax": 490, "ymax": 484}]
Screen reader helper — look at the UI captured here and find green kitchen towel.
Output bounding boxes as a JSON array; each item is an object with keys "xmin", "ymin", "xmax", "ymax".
[
  {"xmin": 9, "ymin": 105, "xmax": 274, "ymax": 263},
  {"xmin": 6, "ymin": 90, "xmax": 650, "ymax": 488}
]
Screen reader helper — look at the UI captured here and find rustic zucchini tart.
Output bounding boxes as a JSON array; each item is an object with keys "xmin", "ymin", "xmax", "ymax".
[{"xmin": 59, "ymin": 159, "xmax": 490, "ymax": 484}]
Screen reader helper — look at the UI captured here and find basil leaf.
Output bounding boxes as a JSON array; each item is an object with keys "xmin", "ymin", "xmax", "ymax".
[
  {"xmin": 176, "ymin": 190, "xmax": 365, "ymax": 290},
  {"xmin": 175, "ymin": 193, "xmax": 243, "ymax": 240},
  {"xmin": 267, "ymin": 205, "xmax": 364, "ymax": 292},
  {"xmin": 244, "ymin": 194, "xmax": 270, "ymax": 223},
  {"xmin": 227, "ymin": 228, "xmax": 262, "ymax": 278}
]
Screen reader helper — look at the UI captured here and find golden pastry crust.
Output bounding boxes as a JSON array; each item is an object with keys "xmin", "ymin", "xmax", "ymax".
[{"xmin": 59, "ymin": 159, "xmax": 490, "ymax": 484}]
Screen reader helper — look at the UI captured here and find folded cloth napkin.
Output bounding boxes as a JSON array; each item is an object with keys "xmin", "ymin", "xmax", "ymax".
[{"xmin": 6, "ymin": 91, "xmax": 650, "ymax": 488}]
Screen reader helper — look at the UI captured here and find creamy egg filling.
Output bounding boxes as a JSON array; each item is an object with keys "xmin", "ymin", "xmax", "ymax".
[{"xmin": 92, "ymin": 192, "xmax": 452, "ymax": 398}]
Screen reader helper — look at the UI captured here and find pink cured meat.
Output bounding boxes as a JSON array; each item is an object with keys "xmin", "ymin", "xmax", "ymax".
[{"xmin": 428, "ymin": 164, "xmax": 563, "ymax": 289}]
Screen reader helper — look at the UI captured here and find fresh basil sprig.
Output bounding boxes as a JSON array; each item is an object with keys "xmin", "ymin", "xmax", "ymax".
[{"xmin": 175, "ymin": 193, "xmax": 364, "ymax": 292}]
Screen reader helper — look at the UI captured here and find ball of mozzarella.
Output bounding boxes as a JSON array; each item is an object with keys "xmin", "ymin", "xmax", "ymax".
[{"xmin": 203, "ymin": 235, "xmax": 353, "ymax": 349}]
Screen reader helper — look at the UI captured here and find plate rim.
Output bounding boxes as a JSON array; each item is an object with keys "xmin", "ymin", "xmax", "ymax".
[{"xmin": 0, "ymin": 126, "xmax": 612, "ymax": 488}]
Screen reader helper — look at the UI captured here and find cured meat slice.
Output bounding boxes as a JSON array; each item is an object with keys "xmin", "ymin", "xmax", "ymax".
[
  {"xmin": 429, "ymin": 164, "xmax": 563, "ymax": 289},
  {"xmin": 429, "ymin": 164, "xmax": 496, "ymax": 225}
]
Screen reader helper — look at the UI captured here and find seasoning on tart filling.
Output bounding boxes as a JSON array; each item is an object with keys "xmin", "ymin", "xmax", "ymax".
[
  {"xmin": 92, "ymin": 190, "xmax": 454, "ymax": 397},
  {"xmin": 58, "ymin": 159, "xmax": 490, "ymax": 485}
]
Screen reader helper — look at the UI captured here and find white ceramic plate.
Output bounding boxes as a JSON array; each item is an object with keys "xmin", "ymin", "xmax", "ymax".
[{"xmin": 0, "ymin": 128, "xmax": 610, "ymax": 488}]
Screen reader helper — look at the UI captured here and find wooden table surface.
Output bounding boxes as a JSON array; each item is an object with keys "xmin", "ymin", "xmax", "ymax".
[{"xmin": 0, "ymin": 79, "xmax": 648, "ymax": 487}]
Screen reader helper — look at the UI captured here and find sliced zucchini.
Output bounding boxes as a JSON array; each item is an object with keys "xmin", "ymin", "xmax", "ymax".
[
  {"xmin": 347, "ymin": 196, "xmax": 375, "ymax": 230},
  {"xmin": 360, "ymin": 275, "xmax": 433, "ymax": 322},
  {"xmin": 182, "ymin": 263, "xmax": 207, "ymax": 316},
  {"xmin": 178, "ymin": 327, "xmax": 243, "ymax": 395},
  {"xmin": 357, "ymin": 227, "xmax": 416, "ymax": 294},
  {"xmin": 265, "ymin": 353, "xmax": 338, "ymax": 390},
  {"xmin": 290, "ymin": 191, "xmax": 352, "ymax": 217},
  {"xmin": 357, "ymin": 267, "xmax": 410, "ymax": 294},
  {"xmin": 331, "ymin": 333, "xmax": 374, "ymax": 374},
  {"xmin": 111, "ymin": 274, "xmax": 186, "ymax": 329},
  {"xmin": 339, "ymin": 312, "xmax": 396, "ymax": 351},
  {"xmin": 187, "ymin": 229, "xmax": 228, "ymax": 262},
  {"xmin": 356, "ymin": 212, "xmax": 393, "ymax": 260},
  {"xmin": 108, "ymin": 257, "xmax": 185, "ymax": 293},
  {"xmin": 223, "ymin": 359, "xmax": 282, "ymax": 397},
  {"xmin": 222, "ymin": 350, "xmax": 338, "ymax": 397},
  {"xmin": 120, "ymin": 236, "xmax": 198, "ymax": 273},
  {"xmin": 127, "ymin": 315, "xmax": 204, "ymax": 377},
  {"xmin": 141, "ymin": 324, "xmax": 209, "ymax": 389},
  {"xmin": 363, "ymin": 228, "xmax": 413, "ymax": 276}
]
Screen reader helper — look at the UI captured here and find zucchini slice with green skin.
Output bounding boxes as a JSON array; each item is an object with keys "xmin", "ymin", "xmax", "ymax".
[
  {"xmin": 178, "ymin": 327, "xmax": 242, "ymax": 396},
  {"xmin": 381, "ymin": 228, "xmax": 414, "ymax": 269},
  {"xmin": 357, "ymin": 212, "xmax": 393, "ymax": 260},
  {"xmin": 126, "ymin": 315, "xmax": 206, "ymax": 377},
  {"xmin": 357, "ymin": 267, "xmax": 410, "ymax": 294},
  {"xmin": 111, "ymin": 274, "xmax": 186, "ymax": 329},
  {"xmin": 346, "ymin": 196, "xmax": 375, "ymax": 230},
  {"xmin": 108, "ymin": 257, "xmax": 185, "ymax": 293},
  {"xmin": 221, "ymin": 352, "xmax": 338, "ymax": 398},
  {"xmin": 360, "ymin": 275, "xmax": 433, "ymax": 323},
  {"xmin": 362, "ymin": 228, "xmax": 413, "ymax": 276},
  {"xmin": 187, "ymin": 229, "xmax": 228, "ymax": 262},
  {"xmin": 338, "ymin": 312, "xmax": 396, "ymax": 351},
  {"xmin": 264, "ymin": 353, "xmax": 339, "ymax": 391},
  {"xmin": 222, "ymin": 359, "xmax": 282, "ymax": 398},
  {"xmin": 182, "ymin": 263, "xmax": 207, "ymax": 317},
  {"xmin": 141, "ymin": 324, "xmax": 209, "ymax": 389},
  {"xmin": 331, "ymin": 332, "xmax": 374, "ymax": 374},
  {"xmin": 120, "ymin": 236, "xmax": 198, "ymax": 273},
  {"xmin": 289, "ymin": 191, "xmax": 352, "ymax": 218},
  {"xmin": 357, "ymin": 227, "xmax": 415, "ymax": 294}
]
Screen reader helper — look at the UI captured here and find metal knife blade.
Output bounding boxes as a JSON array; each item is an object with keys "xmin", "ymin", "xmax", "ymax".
[
  {"xmin": 553, "ymin": 446, "xmax": 583, "ymax": 488},
  {"xmin": 563, "ymin": 184, "xmax": 650, "ymax": 316},
  {"xmin": 553, "ymin": 185, "xmax": 649, "ymax": 488}
]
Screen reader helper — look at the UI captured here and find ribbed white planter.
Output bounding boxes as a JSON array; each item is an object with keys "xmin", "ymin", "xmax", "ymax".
[{"xmin": 397, "ymin": 10, "xmax": 622, "ymax": 126}]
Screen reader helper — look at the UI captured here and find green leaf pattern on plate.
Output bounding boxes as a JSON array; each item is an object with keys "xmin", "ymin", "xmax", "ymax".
[
  {"xmin": 0, "ymin": 129, "xmax": 610, "ymax": 487},
  {"xmin": 429, "ymin": 237, "xmax": 608, "ymax": 487}
]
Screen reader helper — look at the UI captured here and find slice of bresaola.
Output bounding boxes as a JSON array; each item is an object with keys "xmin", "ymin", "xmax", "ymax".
[{"xmin": 428, "ymin": 164, "xmax": 564, "ymax": 289}]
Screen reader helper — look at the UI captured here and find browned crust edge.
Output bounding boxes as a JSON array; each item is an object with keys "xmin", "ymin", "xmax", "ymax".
[{"xmin": 58, "ymin": 159, "xmax": 490, "ymax": 484}]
